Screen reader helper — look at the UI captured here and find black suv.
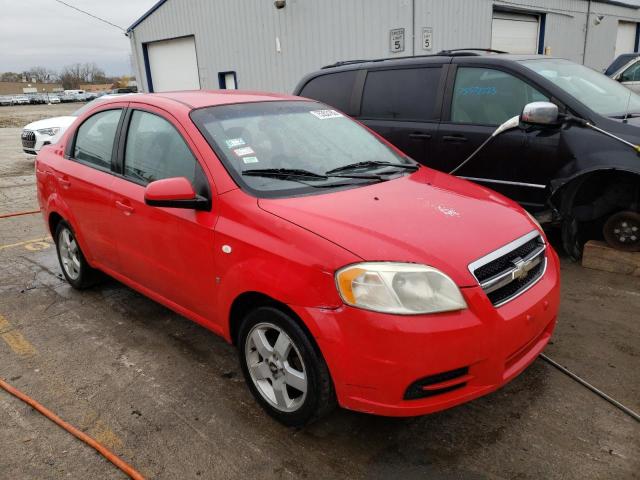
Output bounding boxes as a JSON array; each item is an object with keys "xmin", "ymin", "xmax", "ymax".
[{"xmin": 294, "ymin": 51, "xmax": 640, "ymax": 257}]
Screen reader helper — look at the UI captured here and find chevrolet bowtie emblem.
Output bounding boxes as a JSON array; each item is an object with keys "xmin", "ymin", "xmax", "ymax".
[{"xmin": 511, "ymin": 257, "xmax": 531, "ymax": 281}]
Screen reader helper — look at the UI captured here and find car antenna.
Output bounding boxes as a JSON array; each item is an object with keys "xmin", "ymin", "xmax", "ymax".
[{"xmin": 623, "ymin": 88, "xmax": 632, "ymax": 124}]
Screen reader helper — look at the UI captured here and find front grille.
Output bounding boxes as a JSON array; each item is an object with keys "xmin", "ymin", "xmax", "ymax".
[
  {"xmin": 404, "ymin": 367, "xmax": 469, "ymax": 400},
  {"xmin": 21, "ymin": 130, "xmax": 36, "ymax": 149},
  {"xmin": 469, "ymin": 231, "xmax": 546, "ymax": 307}
]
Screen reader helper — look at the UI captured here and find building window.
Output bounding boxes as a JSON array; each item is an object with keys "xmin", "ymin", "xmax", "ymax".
[{"xmin": 219, "ymin": 71, "xmax": 237, "ymax": 90}]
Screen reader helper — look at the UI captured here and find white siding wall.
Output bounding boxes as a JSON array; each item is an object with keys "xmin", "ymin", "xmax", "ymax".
[{"xmin": 129, "ymin": 0, "xmax": 640, "ymax": 94}]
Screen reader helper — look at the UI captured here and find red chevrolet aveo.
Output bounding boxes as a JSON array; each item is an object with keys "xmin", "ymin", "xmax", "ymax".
[{"xmin": 36, "ymin": 91, "xmax": 560, "ymax": 426}]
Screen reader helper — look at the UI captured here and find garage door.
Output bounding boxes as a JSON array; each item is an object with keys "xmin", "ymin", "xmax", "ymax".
[
  {"xmin": 491, "ymin": 11, "xmax": 540, "ymax": 54},
  {"xmin": 615, "ymin": 21, "xmax": 638, "ymax": 58},
  {"xmin": 146, "ymin": 36, "xmax": 200, "ymax": 92}
]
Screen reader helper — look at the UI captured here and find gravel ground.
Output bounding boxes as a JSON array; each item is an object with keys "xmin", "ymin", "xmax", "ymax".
[{"xmin": 0, "ymin": 103, "xmax": 84, "ymax": 128}]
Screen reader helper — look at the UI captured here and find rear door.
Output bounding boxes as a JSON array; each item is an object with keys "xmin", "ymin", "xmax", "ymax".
[
  {"xmin": 108, "ymin": 104, "xmax": 218, "ymax": 322},
  {"xmin": 356, "ymin": 66, "xmax": 445, "ymax": 164},
  {"xmin": 56, "ymin": 104, "xmax": 126, "ymax": 268},
  {"xmin": 434, "ymin": 64, "xmax": 556, "ymax": 210}
]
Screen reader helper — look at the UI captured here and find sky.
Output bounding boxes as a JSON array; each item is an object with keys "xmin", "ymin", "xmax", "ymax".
[{"xmin": 0, "ymin": 0, "xmax": 157, "ymax": 77}]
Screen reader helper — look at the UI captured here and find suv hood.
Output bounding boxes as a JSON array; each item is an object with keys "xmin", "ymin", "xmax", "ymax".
[
  {"xmin": 258, "ymin": 169, "xmax": 539, "ymax": 287},
  {"xmin": 24, "ymin": 116, "xmax": 76, "ymax": 131}
]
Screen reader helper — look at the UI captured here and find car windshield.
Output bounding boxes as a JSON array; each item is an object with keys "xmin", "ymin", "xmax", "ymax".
[
  {"xmin": 520, "ymin": 58, "xmax": 640, "ymax": 117},
  {"xmin": 190, "ymin": 101, "xmax": 415, "ymax": 196}
]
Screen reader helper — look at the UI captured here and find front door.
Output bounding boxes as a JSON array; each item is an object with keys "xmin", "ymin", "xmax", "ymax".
[
  {"xmin": 109, "ymin": 105, "xmax": 218, "ymax": 323},
  {"xmin": 434, "ymin": 65, "xmax": 560, "ymax": 211},
  {"xmin": 618, "ymin": 59, "xmax": 640, "ymax": 94}
]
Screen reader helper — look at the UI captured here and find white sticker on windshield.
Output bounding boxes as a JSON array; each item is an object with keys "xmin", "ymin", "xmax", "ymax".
[
  {"xmin": 243, "ymin": 156, "xmax": 259, "ymax": 164},
  {"xmin": 310, "ymin": 109, "xmax": 343, "ymax": 120},
  {"xmin": 225, "ymin": 138, "xmax": 245, "ymax": 148},
  {"xmin": 233, "ymin": 146, "xmax": 255, "ymax": 157}
]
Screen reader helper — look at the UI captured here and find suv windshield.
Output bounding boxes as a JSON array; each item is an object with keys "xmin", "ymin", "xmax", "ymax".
[
  {"xmin": 521, "ymin": 58, "xmax": 640, "ymax": 117},
  {"xmin": 190, "ymin": 101, "xmax": 415, "ymax": 196}
]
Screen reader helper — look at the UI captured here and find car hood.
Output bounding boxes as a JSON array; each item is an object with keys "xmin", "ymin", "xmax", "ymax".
[
  {"xmin": 258, "ymin": 168, "xmax": 539, "ymax": 287},
  {"xmin": 23, "ymin": 116, "xmax": 76, "ymax": 131}
]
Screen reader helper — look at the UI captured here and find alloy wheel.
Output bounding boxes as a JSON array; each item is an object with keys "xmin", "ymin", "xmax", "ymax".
[
  {"xmin": 244, "ymin": 322, "xmax": 307, "ymax": 412},
  {"xmin": 58, "ymin": 227, "xmax": 81, "ymax": 280}
]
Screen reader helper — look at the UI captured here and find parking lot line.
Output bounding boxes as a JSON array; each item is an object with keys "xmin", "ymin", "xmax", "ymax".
[
  {"xmin": 0, "ymin": 314, "xmax": 36, "ymax": 357},
  {"xmin": 0, "ymin": 236, "xmax": 51, "ymax": 251}
]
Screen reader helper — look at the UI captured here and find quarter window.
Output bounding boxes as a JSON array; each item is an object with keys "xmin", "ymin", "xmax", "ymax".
[
  {"xmin": 361, "ymin": 68, "xmax": 441, "ymax": 121},
  {"xmin": 451, "ymin": 67, "xmax": 548, "ymax": 125},
  {"xmin": 124, "ymin": 110, "xmax": 201, "ymax": 185},
  {"xmin": 73, "ymin": 109, "xmax": 122, "ymax": 169},
  {"xmin": 298, "ymin": 71, "xmax": 358, "ymax": 114}
]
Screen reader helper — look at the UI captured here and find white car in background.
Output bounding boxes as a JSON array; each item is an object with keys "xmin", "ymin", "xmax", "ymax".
[{"xmin": 21, "ymin": 94, "xmax": 133, "ymax": 154}]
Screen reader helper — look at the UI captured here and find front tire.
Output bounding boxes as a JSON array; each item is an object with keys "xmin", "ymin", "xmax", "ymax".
[
  {"xmin": 54, "ymin": 221, "xmax": 100, "ymax": 289},
  {"xmin": 238, "ymin": 306, "xmax": 336, "ymax": 426}
]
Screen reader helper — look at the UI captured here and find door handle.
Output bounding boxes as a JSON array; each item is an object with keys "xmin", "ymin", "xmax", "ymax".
[
  {"xmin": 115, "ymin": 200, "xmax": 134, "ymax": 216},
  {"xmin": 442, "ymin": 135, "xmax": 468, "ymax": 143},
  {"xmin": 409, "ymin": 132, "xmax": 432, "ymax": 140},
  {"xmin": 55, "ymin": 173, "xmax": 71, "ymax": 188}
]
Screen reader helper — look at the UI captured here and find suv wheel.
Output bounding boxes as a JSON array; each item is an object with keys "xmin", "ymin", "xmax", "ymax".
[
  {"xmin": 54, "ymin": 221, "xmax": 100, "ymax": 289},
  {"xmin": 238, "ymin": 306, "xmax": 336, "ymax": 426},
  {"xmin": 603, "ymin": 210, "xmax": 640, "ymax": 252}
]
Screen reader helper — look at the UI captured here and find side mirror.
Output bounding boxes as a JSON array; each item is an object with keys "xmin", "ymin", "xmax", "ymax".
[
  {"xmin": 144, "ymin": 177, "xmax": 210, "ymax": 211},
  {"xmin": 520, "ymin": 101, "xmax": 559, "ymax": 126}
]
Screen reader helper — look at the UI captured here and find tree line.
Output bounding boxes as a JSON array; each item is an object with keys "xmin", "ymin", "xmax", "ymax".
[{"xmin": 1, "ymin": 63, "xmax": 125, "ymax": 89}]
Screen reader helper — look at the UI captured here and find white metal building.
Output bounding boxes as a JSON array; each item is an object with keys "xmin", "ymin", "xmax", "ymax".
[{"xmin": 127, "ymin": 0, "xmax": 640, "ymax": 94}]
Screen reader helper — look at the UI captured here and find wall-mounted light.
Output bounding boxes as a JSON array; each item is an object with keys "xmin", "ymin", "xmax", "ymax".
[
  {"xmin": 274, "ymin": 0, "xmax": 286, "ymax": 9},
  {"xmin": 594, "ymin": 15, "xmax": 604, "ymax": 25}
]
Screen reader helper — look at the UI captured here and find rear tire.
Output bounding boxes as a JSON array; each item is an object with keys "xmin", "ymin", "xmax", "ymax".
[
  {"xmin": 54, "ymin": 221, "xmax": 101, "ymax": 289},
  {"xmin": 603, "ymin": 210, "xmax": 640, "ymax": 252},
  {"xmin": 238, "ymin": 306, "xmax": 336, "ymax": 426}
]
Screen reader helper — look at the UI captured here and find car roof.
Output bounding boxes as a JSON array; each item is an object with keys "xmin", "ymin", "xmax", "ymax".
[{"xmin": 97, "ymin": 90, "xmax": 303, "ymax": 110}]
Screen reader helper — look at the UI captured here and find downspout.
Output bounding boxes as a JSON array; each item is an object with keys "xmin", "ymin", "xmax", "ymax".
[
  {"xmin": 582, "ymin": 0, "xmax": 592, "ymax": 64},
  {"xmin": 412, "ymin": 0, "xmax": 416, "ymax": 56}
]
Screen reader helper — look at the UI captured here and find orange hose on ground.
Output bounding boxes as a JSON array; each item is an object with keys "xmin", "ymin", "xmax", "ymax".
[
  {"xmin": 0, "ymin": 377, "xmax": 145, "ymax": 480},
  {"xmin": 0, "ymin": 209, "xmax": 41, "ymax": 219}
]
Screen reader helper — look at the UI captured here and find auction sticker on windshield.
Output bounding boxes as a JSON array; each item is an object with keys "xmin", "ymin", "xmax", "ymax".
[
  {"xmin": 310, "ymin": 109, "xmax": 343, "ymax": 120},
  {"xmin": 225, "ymin": 138, "xmax": 246, "ymax": 148},
  {"xmin": 234, "ymin": 146, "xmax": 255, "ymax": 156}
]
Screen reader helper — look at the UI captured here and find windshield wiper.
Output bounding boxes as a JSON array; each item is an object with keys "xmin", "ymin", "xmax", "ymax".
[
  {"xmin": 242, "ymin": 168, "xmax": 384, "ymax": 181},
  {"xmin": 243, "ymin": 168, "xmax": 329, "ymax": 180},
  {"xmin": 326, "ymin": 160, "xmax": 419, "ymax": 174}
]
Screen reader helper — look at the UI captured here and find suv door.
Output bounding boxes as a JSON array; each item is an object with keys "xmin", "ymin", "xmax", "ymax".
[
  {"xmin": 58, "ymin": 106, "xmax": 125, "ymax": 269},
  {"xmin": 434, "ymin": 65, "xmax": 557, "ymax": 210},
  {"xmin": 108, "ymin": 105, "xmax": 218, "ymax": 323},
  {"xmin": 356, "ymin": 66, "xmax": 444, "ymax": 164}
]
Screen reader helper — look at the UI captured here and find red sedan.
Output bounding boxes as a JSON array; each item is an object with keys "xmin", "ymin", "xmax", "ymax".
[{"xmin": 36, "ymin": 91, "xmax": 560, "ymax": 426}]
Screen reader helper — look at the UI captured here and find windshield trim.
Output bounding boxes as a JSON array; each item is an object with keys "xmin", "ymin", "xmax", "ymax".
[{"xmin": 189, "ymin": 100, "xmax": 415, "ymax": 199}]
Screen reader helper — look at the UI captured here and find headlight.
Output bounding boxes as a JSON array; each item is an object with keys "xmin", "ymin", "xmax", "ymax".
[
  {"xmin": 37, "ymin": 127, "xmax": 61, "ymax": 136},
  {"xmin": 525, "ymin": 210, "xmax": 542, "ymax": 231},
  {"xmin": 335, "ymin": 262, "xmax": 466, "ymax": 315}
]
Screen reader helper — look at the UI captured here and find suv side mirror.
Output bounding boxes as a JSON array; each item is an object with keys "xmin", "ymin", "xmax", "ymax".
[
  {"xmin": 144, "ymin": 177, "xmax": 210, "ymax": 211},
  {"xmin": 520, "ymin": 101, "xmax": 559, "ymax": 126}
]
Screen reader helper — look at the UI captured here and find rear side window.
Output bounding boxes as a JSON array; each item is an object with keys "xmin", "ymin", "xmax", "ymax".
[
  {"xmin": 124, "ymin": 110, "xmax": 201, "ymax": 185},
  {"xmin": 451, "ymin": 67, "xmax": 548, "ymax": 125},
  {"xmin": 298, "ymin": 71, "xmax": 357, "ymax": 113},
  {"xmin": 620, "ymin": 62, "xmax": 640, "ymax": 82},
  {"xmin": 361, "ymin": 68, "xmax": 441, "ymax": 121},
  {"xmin": 73, "ymin": 109, "xmax": 122, "ymax": 169}
]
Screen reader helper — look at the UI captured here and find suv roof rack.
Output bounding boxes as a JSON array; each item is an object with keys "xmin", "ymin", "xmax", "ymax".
[{"xmin": 321, "ymin": 48, "xmax": 508, "ymax": 69}]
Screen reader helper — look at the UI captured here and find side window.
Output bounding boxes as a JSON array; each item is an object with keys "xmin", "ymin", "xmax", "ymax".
[
  {"xmin": 124, "ymin": 110, "xmax": 201, "ymax": 185},
  {"xmin": 620, "ymin": 62, "xmax": 640, "ymax": 82},
  {"xmin": 451, "ymin": 67, "xmax": 549, "ymax": 125},
  {"xmin": 298, "ymin": 71, "xmax": 358, "ymax": 114},
  {"xmin": 73, "ymin": 109, "xmax": 122, "ymax": 169},
  {"xmin": 360, "ymin": 68, "xmax": 441, "ymax": 121}
]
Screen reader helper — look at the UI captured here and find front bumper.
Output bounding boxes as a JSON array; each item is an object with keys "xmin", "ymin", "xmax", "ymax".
[
  {"xmin": 291, "ymin": 247, "xmax": 561, "ymax": 417},
  {"xmin": 21, "ymin": 130, "xmax": 58, "ymax": 154}
]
